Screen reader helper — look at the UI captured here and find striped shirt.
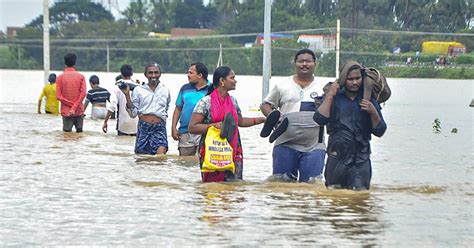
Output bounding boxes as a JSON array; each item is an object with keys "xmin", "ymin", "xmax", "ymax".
[
  {"xmin": 86, "ymin": 87, "xmax": 110, "ymax": 104},
  {"xmin": 56, "ymin": 67, "xmax": 86, "ymax": 116},
  {"xmin": 263, "ymin": 76, "xmax": 326, "ymax": 152}
]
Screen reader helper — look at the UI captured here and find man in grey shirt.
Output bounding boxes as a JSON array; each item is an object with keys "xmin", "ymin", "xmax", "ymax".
[{"xmin": 122, "ymin": 62, "xmax": 171, "ymax": 155}]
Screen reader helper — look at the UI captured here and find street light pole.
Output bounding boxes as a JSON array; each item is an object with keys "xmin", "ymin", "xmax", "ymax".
[
  {"xmin": 262, "ymin": 0, "xmax": 272, "ymax": 100},
  {"xmin": 43, "ymin": 0, "xmax": 50, "ymax": 84}
]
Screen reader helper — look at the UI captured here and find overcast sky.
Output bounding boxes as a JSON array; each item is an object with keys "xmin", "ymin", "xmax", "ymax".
[{"xmin": 0, "ymin": 0, "xmax": 131, "ymax": 33}]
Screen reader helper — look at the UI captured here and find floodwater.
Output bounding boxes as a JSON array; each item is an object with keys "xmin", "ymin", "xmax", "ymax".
[{"xmin": 0, "ymin": 69, "xmax": 473, "ymax": 246}]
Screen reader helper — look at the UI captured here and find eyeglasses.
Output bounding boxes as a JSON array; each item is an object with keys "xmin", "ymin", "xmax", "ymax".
[{"xmin": 295, "ymin": 60, "xmax": 315, "ymax": 64}]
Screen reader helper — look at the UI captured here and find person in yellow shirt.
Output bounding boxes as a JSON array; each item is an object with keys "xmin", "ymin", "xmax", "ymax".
[{"xmin": 37, "ymin": 73, "xmax": 60, "ymax": 115}]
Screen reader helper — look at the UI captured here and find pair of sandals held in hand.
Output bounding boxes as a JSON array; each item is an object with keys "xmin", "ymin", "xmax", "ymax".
[
  {"xmin": 219, "ymin": 111, "xmax": 288, "ymax": 144},
  {"xmin": 259, "ymin": 110, "xmax": 288, "ymax": 143}
]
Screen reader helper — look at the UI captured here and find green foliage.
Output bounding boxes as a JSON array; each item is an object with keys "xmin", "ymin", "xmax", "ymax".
[
  {"xmin": 379, "ymin": 66, "xmax": 474, "ymax": 79},
  {"xmin": 0, "ymin": 46, "xmax": 18, "ymax": 69},
  {"xmin": 452, "ymin": 54, "xmax": 474, "ymax": 64},
  {"xmin": 174, "ymin": 0, "xmax": 216, "ymax": 28},
  {"xmin": 27, "ymin": 0, "xmax": 114, "ymax": 34},
  {"xmin": 2, "ymin": 0, "xmax": 474, "ymax": 79}
]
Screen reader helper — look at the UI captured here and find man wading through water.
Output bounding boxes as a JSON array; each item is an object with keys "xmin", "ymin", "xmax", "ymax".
[
  {"xmin": 122, "ymin": 62, "xmax": 171, "ymax": 155},
  {"xmin": 313, "ymin": 61, "xmax": 387, "ymax": 190},
  {"xmin": 260, "ymin": 49, "xmax": 326, "ymax": 182}
]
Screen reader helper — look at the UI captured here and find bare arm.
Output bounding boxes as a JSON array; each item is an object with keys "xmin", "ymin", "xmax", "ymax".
[
  {"xmin": 238, "ymin": 116, "xmax": 266, "ymax": 127},
  {"xmin": 260, "ymin": 103, "xmax": 274, "ymax": 117},
  {"xmin": 37, "ymin": 99, "xmax": 43, "ymax": 113},
  {"xmin": 83, "ymin": 99, "xmax": 90, "ymax": 114},
  {"xmin": 317, "ymin": 82, "xmax": 339, "ymax": 118},
  {"xmin": 171, "ymin": 107, "xmax": 182, "ymax": 140},
  {"xmin": 102, "ymin": 110, "xmax": 113, "ymax": 133},
  {"xmin": 360, "ymin": 99, "xmax": 381, "ymax": 128},
  {"xmin": 121, "ymin": 87, "xmax": 137, "ymax": 118},
  {"xmin": 189, "ymin": 113, "xmax": 222, "ymax": 135}
]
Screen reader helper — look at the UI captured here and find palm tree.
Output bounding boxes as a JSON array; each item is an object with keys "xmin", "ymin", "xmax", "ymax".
[
  {"xmin": 122, "ymin": 0, "xmax": 148, "ymax": 27},
  {"xmin": 213, "ymin": 0, "xmax": 239, "ymax": 22}
]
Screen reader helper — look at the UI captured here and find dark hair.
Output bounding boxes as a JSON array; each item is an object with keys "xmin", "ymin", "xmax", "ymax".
[
  {"xmin": 191, "ymin": 62, "xmax": 208, "ymax": 80},
  {"xmin": 208, "ymin": 66, "xmax": 232, "ymax": 95},
  {"xmin": 115, "ymin": 75, "xmax": 123, "ymax": 82},
  {"xmin": 89, "ymin": 75, "xmax": 100, "ymax": 85},
  {"xmin": 120, "ymin": 64, "xmax": 133, "ymax": 78},
  {"xmin": 64, "ymin": 53, "xmax": 77, "ymax": 67},
  {"xmin": 144, "ymin": 62, "xmax": 162, "ymax": 75},
  {"xmin": 294, "ymin": 48, "xmax": 316, "ymax": 62},
  {"xmin": 48, "ymin": 73, "xmax": 56, "ymax": 83}
]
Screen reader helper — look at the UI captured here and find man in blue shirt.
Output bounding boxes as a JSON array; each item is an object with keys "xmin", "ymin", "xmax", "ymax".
[
  {"xmin": 171, "ymin": 62, "xmax": 209, "ymax": 156},
  {"xmin": 313, "ymin": 61, "xmax": 387, "ymax": 190}
]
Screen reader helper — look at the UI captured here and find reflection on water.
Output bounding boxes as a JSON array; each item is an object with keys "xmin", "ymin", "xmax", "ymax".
[
  {"xmin": 197, "ymin": 183, "xmax": 246, "ymax": 226},
  {"xmin": 376, "ymin": 185, "xmax": 445, "ymax": 194},
  {"xmin": 319, "ymin": 191, "xmax": 384, "ymax": 244},
  {"xmin": 1, "ymin": 71, "xmax": 473, "ymax": 246}
]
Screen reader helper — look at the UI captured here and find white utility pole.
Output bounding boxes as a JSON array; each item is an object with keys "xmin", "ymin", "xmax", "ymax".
[
  {"xmin": 43, "ymin": 0, "xmax": 50, "ymax": 84},
  {"xmin": 106, "ymin": 43, "xmax": 110, "ymax": 72},
  {"xmin": 262, "ymin": 0, "xmax": 272, "ymax": 100}
]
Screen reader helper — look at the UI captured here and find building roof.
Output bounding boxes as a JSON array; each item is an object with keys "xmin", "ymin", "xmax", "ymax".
[{"xmin": 170, "ymin": 28, "xmax": 214, "ymax": 38}]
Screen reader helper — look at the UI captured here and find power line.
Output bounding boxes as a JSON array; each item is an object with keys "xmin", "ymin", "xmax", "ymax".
[
  {"xmin": 341, "ymin": 28, "xmax": 474, "ymax": 37},
  {"xmin": 12, "ymin": 44, "xmax": 263, "ymax": 51},
  {"xmin": 3, "ymin": 27, "xmax": 472, "ymax": 44}
]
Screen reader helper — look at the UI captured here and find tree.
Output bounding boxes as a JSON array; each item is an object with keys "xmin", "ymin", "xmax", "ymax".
[
  {"xmin": 27, "ymin": 0, "xmax": 114, "ymax": 34},
  {"xmin": 305, "ymin": 0, "xmax": 336, "ymax": 17},
  {"xmin": 212, "ymin": 0, "xmax": 240, "ymax": 23},
  {"xmin": 430, "ymin": 0, "xmax": 473, "ymax": 32},
  {"xmin": 122, "ymin": 0, "xmax": 148, "ymax": 28},
  {"xmin": 174, "ymin": 0, "xmax": 216, "ymax": 28},
  {"xmin": 147, "ymin": 0, "xmax": 177, "ymax": 32}
]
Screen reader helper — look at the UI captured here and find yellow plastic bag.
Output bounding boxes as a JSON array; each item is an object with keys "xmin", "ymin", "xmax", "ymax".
[{"xmin": 202, "ymin": 126, "xmax": 235, "ymax": 173}]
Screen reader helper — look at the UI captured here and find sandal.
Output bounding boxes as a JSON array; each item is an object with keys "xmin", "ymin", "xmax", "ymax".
[
  {"xmin": 220, "ymin": 112, "xmax": 236, "ymax": 143},
  {"xmin": 269, "ymin": 117, "xmax": 288, "ymax": 143},
  {"xmin": 260, "ymin": 110, "xmax": 281, "ymax": 137}
]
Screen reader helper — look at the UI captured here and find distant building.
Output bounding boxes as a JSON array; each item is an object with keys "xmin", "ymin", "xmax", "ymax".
[
  {"xmin": 6, "ymin": 27, "xmax": 23, "ymax": 38},
  {"xmin": 297, "ymin": 34, "xmax": 335, "ymax": 54},
  {"xmin": 170, "ymin": 28, "xmax": 214, "ymax": 39},
  {"xmin": 147, "ymin": 32, "xmax": 171, "ymax": 39},
  {"xmin": 255, "ymin": 33, "xmax": 293, "ymax": 45}
]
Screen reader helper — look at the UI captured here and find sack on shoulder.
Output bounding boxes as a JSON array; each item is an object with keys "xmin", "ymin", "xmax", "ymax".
[
  {"xmin": 362, "ymin": 67, "xmax": 391, "ymax": 103},
  {"xmin": 202, "ymin": 126, "xmax": 235, "ymax": 173},
  {"xmin": 322, "ymin": 68, "xmax": 391, "ymax": 104}
]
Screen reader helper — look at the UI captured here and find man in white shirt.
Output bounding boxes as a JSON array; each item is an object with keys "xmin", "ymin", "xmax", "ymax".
[
  {"xmin": 260, "ymin": 49, "xmax": 326, "ymax": 182},
  {"xmin": 122, "ymin": 62, "xmax": 171, "ymax": 155},
  {"xmin": 102, "ymin": 64, "xmax": 139, "ymax": 136}
]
